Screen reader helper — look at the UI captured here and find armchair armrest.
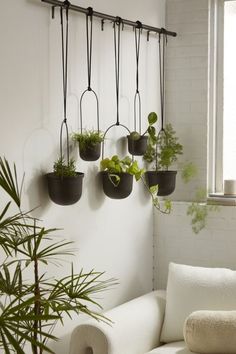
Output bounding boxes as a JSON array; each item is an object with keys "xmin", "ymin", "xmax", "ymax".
[{"xmin": 69, "ymin": 290, "xmax": 166, "ymax": 354}]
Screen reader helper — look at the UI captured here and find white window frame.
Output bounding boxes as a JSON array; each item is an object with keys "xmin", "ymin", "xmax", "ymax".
[{"xmin": 208, "ymin": 0, "xmax": 224, "ymax": 195}]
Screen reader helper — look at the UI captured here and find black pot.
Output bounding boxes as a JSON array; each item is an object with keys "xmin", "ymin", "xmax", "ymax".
[
  {"xmin": 100, "ymin": 171, "xmax": 133, "ymax": 199},
  {"xmin": 145, "ymin": 170, "xmax": 177, "ymax": 196},
  {"xmin": 127, "ymin": 135, "xmax": 148, "ymax": 156},
  {"xmin": 79, "ymin": 142, "xmax": 101, "ymax": 161},
  {"xmin": 46, "ymin": 172, "xmax": 84, "ymax": 205}
]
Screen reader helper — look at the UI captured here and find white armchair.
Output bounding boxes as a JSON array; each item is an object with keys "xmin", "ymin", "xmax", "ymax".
[
  {"xmin": 70, "ymin": 262, "xmax": 236, "ymax": 354},
  {"xmin": 69, "ymin": 290, "xmax": 190, "ymax": 354}
]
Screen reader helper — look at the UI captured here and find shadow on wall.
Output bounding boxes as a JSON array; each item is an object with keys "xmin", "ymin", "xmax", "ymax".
[
  {"xmin": 22, "ymin": 127, "xmax": 55, "ymax": 217},
  {"xmin": 86, "ymin": 165, "xmax": 106, "ymax": 210}
]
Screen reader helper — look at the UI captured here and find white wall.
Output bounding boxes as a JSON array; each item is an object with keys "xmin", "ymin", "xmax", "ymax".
[
  {"xmin": 0, "ymin": 0, "xmax": 166, "ymax": 353},
  {"xmin": 155, "ymin": 202, "xmax": 236, "ymax": 289},
  {"xmin": 154, "ymin": 0, "xmax": 236, "ymax": 289}
]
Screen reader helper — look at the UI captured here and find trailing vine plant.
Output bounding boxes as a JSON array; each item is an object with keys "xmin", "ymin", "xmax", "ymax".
[{"xmin": 187, "ymin": 188, "xmax": 219, "ymax": 234}]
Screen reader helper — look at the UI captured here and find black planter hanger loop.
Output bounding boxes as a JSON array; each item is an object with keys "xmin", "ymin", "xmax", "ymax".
[
  {"xmin": 159, "ymin": 30, "xmax": 168, "ymax": 132},
  {"xmin": 102, "ymin": 18, "xmax": 130, "ymax": 158},
  {"xmin": 60, "ymin": 3, "xmax": 70, "ymax": 164},
  {"xmin": 134, "ymin": 21, "xmax": 142, "ymax": 134},
  {"xmin": 102, "ymin": 123, "xmax": 131, "ymax": 159},
  {"xmin": 155, "ymin": 31, "xmax": 168, "ymax": 169},
  {"xmin": 79, "ymin": 7, "xmax": 100, "ymax": 133}
]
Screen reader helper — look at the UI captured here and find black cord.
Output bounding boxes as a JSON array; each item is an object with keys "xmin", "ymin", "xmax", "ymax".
[
  {"xmin": 158, "ymin": 32, "xmax": 167, "ymax": 131},
  {"xmin": 60, "ymin": 5, "xmax": 70, "ymax": 164},
  {"xmin": 134, "ymin": 24, "xmax": 142, "ymax": 133},
  {"xmin": 135, "ymin": 26, "xmax": 141, "ymax": 94},
  {"xmin": 86, "ymin": 8, "xmax": 93, "ymax": 90},
  {"xmin": 114, "ymin": 19, "xmax": 121, "ymax": 125}
]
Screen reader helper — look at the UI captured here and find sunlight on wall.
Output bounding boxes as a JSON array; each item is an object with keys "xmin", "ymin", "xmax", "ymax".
[{"xmin": 224, "ymin": 1, "xmax": 236, "ymax": 179}]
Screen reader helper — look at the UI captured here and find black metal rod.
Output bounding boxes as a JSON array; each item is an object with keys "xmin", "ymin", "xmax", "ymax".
[{"xmin": 41, "ymin": 0, "xmax": 177, "ymax": 37}]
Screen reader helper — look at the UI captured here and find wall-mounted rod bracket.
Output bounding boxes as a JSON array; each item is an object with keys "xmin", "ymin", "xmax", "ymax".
[{"xmin": 41, "ymin": 0, "xmax": 177, "ymax": 37}]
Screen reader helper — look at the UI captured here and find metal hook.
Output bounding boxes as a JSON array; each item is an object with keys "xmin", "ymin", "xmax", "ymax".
[
  {"xmin": 101, "ymin": 19, "xmax": 105, "ymax": 31},
  {"xmin": 147, "ymin": 30, "xmax": 150, "ymax": 41},
  {"xmin": 136, "ymin": 20, "xmax": 142, "ymax": 29},
  {"xmin": 115, "ymin": 16, "xmax": 122, "ymax": 25},
  {"xmin": 52, "ymin": 6, "xmax": 55, "ymax": 19},
  {"xmin": 63, "ymin": 0, "xmax": 70, "ymax": 7},
  {"xmin": 87, "ymin": 6, "xmax": 93, "ymax": 17}
]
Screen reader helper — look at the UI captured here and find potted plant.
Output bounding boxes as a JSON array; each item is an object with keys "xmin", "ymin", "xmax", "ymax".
[
  {"xmin": 46, "ymin": 157, "xmax": 84, "ymax": 206},
  {"xmin": 72, "ymin": 130, "xmax": 104, "ymax": 161},
  {"xmin": 0, "ymin": 157, "xmax": 115, "ymax": 353},
  {"xmin": 143, "ymin": 115, "xmax": 183, "ymax": 196},
  {"xmin": 127, "ymin": 112, "xmax": 158, "ymax": 156},
  {"xmin": 100, "ymin": 155, "xmax": 144, "ymax": 199}
]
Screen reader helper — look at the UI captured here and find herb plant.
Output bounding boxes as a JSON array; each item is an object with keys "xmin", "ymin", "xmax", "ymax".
[
  {"xmin": 143, "ymin": 120, "xmax": 183, "ymax": 171},
  {"xmin": 53, "ymin": 157, "xmax": 77, "ymax": 177},
  {"xmin": 72, "ymin": 130, "xmax": 104, "ymax": 152},
  {"xmin": 0, "ymin": 157, "xmax": 115, "ymax": 353}
]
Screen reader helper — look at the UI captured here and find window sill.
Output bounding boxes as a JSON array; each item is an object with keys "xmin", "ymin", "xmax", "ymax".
[{"xmin": 207, "ymin": 193, "xmax": 236, "ymax": 206}]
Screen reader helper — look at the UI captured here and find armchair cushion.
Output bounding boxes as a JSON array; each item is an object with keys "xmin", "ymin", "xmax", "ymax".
[
  {"xmin": 146, "ymin": 341, "xmax": 194, "ymax": 354},
  {"xmin": 161, "ymin": 262, "xmax": 236, "ymax": 343},
  {"xmin": 184, "ymin": 310, "xmax": 236, "ymax": 354}
]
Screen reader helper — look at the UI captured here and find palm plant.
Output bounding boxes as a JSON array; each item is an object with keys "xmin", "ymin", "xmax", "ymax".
[{"xmin": 0, "ymin": 157, "xmax": 115, "ymax": 353}]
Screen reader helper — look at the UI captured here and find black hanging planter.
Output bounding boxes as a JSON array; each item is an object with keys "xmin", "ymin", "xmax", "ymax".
[
  {"xmin": 145, "ymin": 170, "xmax": 177, "ymax": 196},
  {"xmin": 127, "ymin": 24, "xmax": 148, "ymax": 157},
  {"xmin": 76, "ymin": 8, "xmax": 102, "ymax": 162},
  {"xmin": 45, "ymin": 5, "xmax": 84, "ymax": 206},
  {"xmin": 101, "ymin": 171, "xmax": 133, "ymax": 199},
  {"xmin": 79, "ymin": 141, "xmax": 101, "ymax": 161},
  {"xmin": 127, "ymin": 135, "xmax": 148, "ymax": 156},
  {"xmin": 46, "ymin": 172, "xmax": 84, "ymax": 206}
]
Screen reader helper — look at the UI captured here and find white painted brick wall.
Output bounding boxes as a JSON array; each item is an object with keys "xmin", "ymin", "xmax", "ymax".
[
  {"xmin": 154, "ymin": 0, "xmax": 236, "ymax": 289},
  {"xmin": 165, "ymin": 0, "xmax": 208, "ymax": 201},
  {"xmin": 154, "ymin": 203, "xmax": 236, "ymax": 289}
]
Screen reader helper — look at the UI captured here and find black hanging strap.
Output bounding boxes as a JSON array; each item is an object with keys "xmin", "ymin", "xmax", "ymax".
[
  {"xmin": 60, "ymin": 3, "xmax": 70, "ymax": 164},
  {"xmin": 134, "ymin": 21, "xmax": 142, "ymax": 133},
  {"xmin": 79, "ymin": 7, "xmax": 100, "ymax": 134},
  {"xmin": 135, "ymin": 22, "xmax": 142, "ymax": 94},
  {"xmin": 114, "ymin": 18, "xmax": 121, "ymax": 126},
  {"xmin": 158, "ymin": 30, "xmax": 167, "ymax": 131},
  {"xmin": 86, "ymin": 7, "xmax": 93, "ymax": 90}
]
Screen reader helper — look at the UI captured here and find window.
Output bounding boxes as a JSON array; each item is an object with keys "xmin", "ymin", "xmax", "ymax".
[{"xmin": 208, "ymin": 0, "xmax": 236, "ymax": 195}]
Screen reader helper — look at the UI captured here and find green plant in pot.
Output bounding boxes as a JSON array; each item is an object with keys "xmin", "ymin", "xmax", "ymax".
[
  {"xmin": 73, "ymin": 130, "xmax": 104, "ymax": 161},
  {"xmin": 100, "ymin": 155, "xmax": 145, "ymax": 199},
  {"xmin": 45, "ymin": 4, "xmax": 85, "ymax": 206},
  {"xmin": 143, "ymin": 115, "xmax": 183, "ymax": 196},
  {"xmin": 0, "ymin": 157, "xmax": 115, "ymax": 353},
  {"xmin": 127, "ymin": 112, "xmax": 158, "ymax": 156},
  {"xmin": 46, "ymin": 156, "xmax": 84, "ymax": 206}
]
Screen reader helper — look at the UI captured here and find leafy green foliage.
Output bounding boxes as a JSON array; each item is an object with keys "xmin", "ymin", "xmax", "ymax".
[
  {"xmin": 72, "ymin": 130, "xmax": 104, "ymax": 152},
  {"xmin": 129, "ymin": 112, "xmax": 158, "ymax": 141},
  {"xmin": 187, "ymin": 188, "xmax": 218, "ymax": 234},
  {"xmin": 0, "ymin": 158, "xmax": 116, "ymax": 353},
  {"xmin": 0, "ymin": 157, "xmax": 22, "ymax": 208},
  {"xmin": 181, "ymin": 162, "xmax": 198, "ymax": 184},
  {"xmin": 100, "ymin": 155, "xmax": 145, "ymax": 186},
  {"xmin": 129, "ymin": 131, "xmax": 141, "ymax": 141},
  {"xmin": 53, "ymin": 157, "xmax": 77, "ymax": 177},
  {"xmin": 143, "ymin": 119, "xmax": 183, "ymax": 171},
  {"xmin": 142, "ymin": 178, "xmax": 172, "ymax": 214},
  {"xmin": 156, "ymin": 124, "xmax": 183, "ymax": 170}
]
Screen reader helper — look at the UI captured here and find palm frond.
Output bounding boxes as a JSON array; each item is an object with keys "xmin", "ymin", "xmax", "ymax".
[{"xmin": 0, "ymin": 157, "xmax": 22, "ymax": 207}]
